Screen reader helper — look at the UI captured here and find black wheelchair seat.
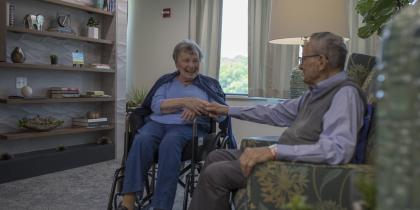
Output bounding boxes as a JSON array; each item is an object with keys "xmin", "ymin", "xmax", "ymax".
[{"xmin": 107, "ymin": 107, "xmax": 230, "ymax": 210}]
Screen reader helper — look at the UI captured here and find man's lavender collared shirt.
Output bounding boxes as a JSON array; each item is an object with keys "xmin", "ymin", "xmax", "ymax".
[{"xmin": 228, "ymin": 72, "xmax": 365, "ymax": 165}]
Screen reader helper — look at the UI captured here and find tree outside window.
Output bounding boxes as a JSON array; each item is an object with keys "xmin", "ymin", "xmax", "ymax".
[{"xmin": 219, "ymin": 0, "xmax": 248, "ymax": 95}]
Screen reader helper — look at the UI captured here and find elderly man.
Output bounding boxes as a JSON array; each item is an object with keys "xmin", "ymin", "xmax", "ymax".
[{"xmin": 188, "ymin": 32, "xmax": 366, "ymax": 210}]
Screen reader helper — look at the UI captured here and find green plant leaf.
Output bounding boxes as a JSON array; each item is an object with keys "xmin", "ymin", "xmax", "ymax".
[
  {"xmin": 355, "ymin": 0, "xmax": 413, "ymax": 38},
  {"xmin": 127, "ymin": 87, "xmax": 149, "ymax": 108}
]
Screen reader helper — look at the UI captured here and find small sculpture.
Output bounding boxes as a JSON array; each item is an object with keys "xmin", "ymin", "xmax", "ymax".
[
  {"xmin": 24, "ymin": 14, "xmax": 45, "ymax": 30},
  {"xmin": 36, "ymin": 15, "xmax": 44, "ymax": 30},
  {"xmin": 11, "ymin": 47, "xmax": 25, "ymax": 63},
  {"xmin": 8, "ymin": 2, "xmax": 15, "ymax": 26},
  {"xmin": 47, "ymin": 13, "xmax": 74, "ymax": 34},
  {"xmin": 21, "ymin": 86, "xmax": 33, "ymax": 97}
]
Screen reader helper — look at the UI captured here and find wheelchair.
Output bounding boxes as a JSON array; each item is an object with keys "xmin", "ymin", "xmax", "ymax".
[{"xmin": 107, "ymin": 106, "xmax": 231, "ymax": 210}]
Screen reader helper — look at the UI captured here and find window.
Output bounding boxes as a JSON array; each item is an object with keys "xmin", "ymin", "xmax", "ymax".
[{"xmin": 219, "ymin": 0, "xmax": 248, "ymax": 95}]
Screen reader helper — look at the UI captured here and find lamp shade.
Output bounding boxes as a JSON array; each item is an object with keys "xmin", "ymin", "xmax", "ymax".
[{"xmin": 269, "ymin": 0, "xmax": 349, "ymax": 45}]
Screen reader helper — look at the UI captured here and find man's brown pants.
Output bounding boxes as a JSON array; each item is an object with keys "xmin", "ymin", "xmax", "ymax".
[{"xmin": 188, "ymin": 149, "xmax": 246, "ymax": 210}]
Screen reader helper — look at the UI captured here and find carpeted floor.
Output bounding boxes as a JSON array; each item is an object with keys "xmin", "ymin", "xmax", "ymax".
[{"xmin": 0, "ymin": 160, "xmax": 186, "ymax": 210}]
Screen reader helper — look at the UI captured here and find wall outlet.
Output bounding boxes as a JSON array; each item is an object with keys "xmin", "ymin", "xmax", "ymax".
[{"xmin": 16, "ymin": 77, "xmax": 27, "ymax": 89}]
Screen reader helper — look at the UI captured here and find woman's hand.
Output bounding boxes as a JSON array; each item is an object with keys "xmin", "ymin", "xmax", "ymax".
[
  {"xmin": 159, "ymin": 97, "xmax": 209, "ymax": 114},
  {"xmin": 205, "ymin": 102, "xmax": 229, "ymax": 118},
  {"xmin": 183, "ymin": 98, "xmax": 209, "ymax": 115},
  {"xmin": 181, "ymin": 109, "xmax": 197, "ymax": 122}
]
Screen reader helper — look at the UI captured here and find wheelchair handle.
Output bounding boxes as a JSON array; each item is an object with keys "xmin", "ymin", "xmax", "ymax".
[
  {"xmin": 192, "ymin": 118, "xmax": 198, "ymax": 159},
  {"xmin": 192, "ymin": 118, "xmax": 198, "ymax": 139}
]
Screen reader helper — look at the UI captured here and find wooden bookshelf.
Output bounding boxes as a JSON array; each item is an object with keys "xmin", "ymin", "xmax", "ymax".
[
  {"xmin": 0, "ymin": 143, "xmax": 114, "ymax": 183},
  {"xmin": 0, "ymin": 63, "xmax": 115, "ymax": 73},
  {"xmin": 0, "ymin": 0, "xmax": 117, "ymax": 182},
  {"xmin": 0, "ymin": 2, "xmax": 5, "ymax": 62},
  {"xmin": 38, "ymin": 0, "xmax": 114, "ymax": 16},
  {"xmin": 0, "ymin": 126, "xmax": 114, "ymax": 140},
  {"xmin": 7, "ymin": 27, "xmax": 114, "ymax": 45},
  {"xmin": 0, "ymin": 97, "xmax": 114, "ymax": 104}
]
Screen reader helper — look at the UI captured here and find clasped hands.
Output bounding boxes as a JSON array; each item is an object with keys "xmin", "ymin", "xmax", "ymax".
[
  {"xmin": 183, "ymin": 99, "xmax": 274, "ymax": 176},
  {"xmin": 181, "ymin": 99, "xmax": 228, "ymax": 121}
]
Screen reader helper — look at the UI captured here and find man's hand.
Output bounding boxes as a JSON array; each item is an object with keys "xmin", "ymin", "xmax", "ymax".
[
  {"xmin": 239, "ymin": 147, "xmax": 276, "ymax": 177},
  {"xmin": 181, "ymin": 109, "xmax": 196, "ymax": 122},
  {"xmin": 205, "ymin": 102, "xmax": 229, "ymax": 118},
  {"xmin": 183, "ymin": 98, "xmax": 210, "ymax": 115}
]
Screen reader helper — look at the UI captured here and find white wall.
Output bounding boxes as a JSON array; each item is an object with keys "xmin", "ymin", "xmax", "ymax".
[
  {"xmin": 127, "ymin": 0, "xmax": 284, "ymax": 145},
  {"xmin": 127, "ymin": 0, "xmax": 190, "ymax": 90}
]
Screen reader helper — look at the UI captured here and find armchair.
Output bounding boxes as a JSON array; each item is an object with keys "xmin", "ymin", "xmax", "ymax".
[{"xmin": 233, "ymin": 53, "xmax": 377, "ymax": 210}]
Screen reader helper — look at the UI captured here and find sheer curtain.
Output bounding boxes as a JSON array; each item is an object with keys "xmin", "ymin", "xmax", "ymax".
[
  {"xmin": 247, "ymin": 0, "xmax": 378, "ymax": 98},
  {"xmin": 248, "ymin": 0, "xmax": 299, "ymax": 98},
  {"xmin": 188, "ymin": 0, "xmax": 223, "ymax": 78},
  {"xmin": 348, "ymin": 0, "xmax": 380, "ymax": 56}
]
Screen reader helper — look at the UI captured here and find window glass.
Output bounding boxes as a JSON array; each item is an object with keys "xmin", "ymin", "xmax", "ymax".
[{"xmin": 219, "ymin": 0, "xmax": 248, "ymax": 95}]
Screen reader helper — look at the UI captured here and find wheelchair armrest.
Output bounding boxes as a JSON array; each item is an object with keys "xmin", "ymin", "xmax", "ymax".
[
  {"xmin": 128, "ymin": 107, "xmax": 151, "ymax": 132},
  {"xmin": 123, "ymin": 107, "xmax": 152, "ymax": 161}
]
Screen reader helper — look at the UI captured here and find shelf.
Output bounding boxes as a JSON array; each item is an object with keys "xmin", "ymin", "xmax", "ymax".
[
  {"xmin": 38, "ymin": 0, "xmax": 114, "ymax": 16},
  {"xmin": 0, "ymin": 143, "xmax": 114, "ymax": 183},
  {"xmin": 0, "ymin": 63, "xmax": 115, "ymax": 73},
  {"xmin": 0, "ymin": 0, "xmax": 117, "ymax": 183},
  {"xmin": 7, "ymin": 26, "xmax": 114, "ymax": 45},
  {"xmin": 0, "ymin": 97, "xmax": 114, "ymax": 104},
  {"xmin": 0, "ymin": 126, "xmax": 114, "ymax": 140}
]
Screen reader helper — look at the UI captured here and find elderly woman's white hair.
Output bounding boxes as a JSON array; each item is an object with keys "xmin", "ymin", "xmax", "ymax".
[{"xmin": 172, "ymin": 39, "xmax": 203, "ymax": 62}]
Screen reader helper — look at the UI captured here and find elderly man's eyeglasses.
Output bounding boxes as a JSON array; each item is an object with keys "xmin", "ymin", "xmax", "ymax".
[{"xmin": 298, "ymin": 54, "xmax": 320, "ymax": 65}]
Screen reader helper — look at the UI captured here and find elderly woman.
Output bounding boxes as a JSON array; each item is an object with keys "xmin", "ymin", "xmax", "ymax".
[{"xmin": 119, "ymin": 40, "xmax": 232, "ymax": 210}]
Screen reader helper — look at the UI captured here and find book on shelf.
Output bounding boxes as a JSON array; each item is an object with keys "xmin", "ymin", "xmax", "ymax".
[
  {"xmin": 105, "ymin": 0, "xmax": 116, "ymax": 12},
  {"xmin": 80, "ymin": 90, "xmax": 111, "ymax": 98},
  {"xmin": 49, "ymin": 87, "xmax": 79, "ymax": 91},
  {"xmin": 50, "ymin": 93, "xmax": 80, "ymax": 98},
  {"xmin": 72, "ymin": 121, "xmax": 109, "ymax": 128},
  {"xmin": 91, "ymin": 63, "xmax": 111, "ymax": 69},
  {"xmin": 86, "ymin": 90, "xmax": 105, "ymax": 96},
  {"xmin": 50, "ymin": 90, "xmax": 80, "ymax": 94},
  {"xmin": 80, "ymin": 94, "xmax": 111, "ymax": 98},
  {"xmin": 72, "ymin": 117, "xmax": 108, "ymax": 123}
]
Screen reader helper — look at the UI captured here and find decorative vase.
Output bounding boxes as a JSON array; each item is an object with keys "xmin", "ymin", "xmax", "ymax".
[
  {"xmin": 11, "ymin": 47, "xmax": 25, "ymax": 63},
  {"xmin": 289, "ymin": 66, "xmax": 307, "ymax": 98},
  {"xmin": 21, "ymin": 85, "xmax": 33, "ymax": 97},
  {"xmin": 50, "ymin": 55, "xmax": 58, "ymax": 65},
  {"xmin": 87, "ymin": 27, "xmax": 99, "ymax": 39},
  {"xmin": 87, "ymin": 111, "xmax": 100, "ymax": 119}
]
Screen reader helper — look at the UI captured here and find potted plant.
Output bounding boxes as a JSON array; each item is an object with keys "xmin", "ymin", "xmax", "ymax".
[
  {"xmin": 354, "ymin": 174, "xmax": 377, "ymax": 210},
  {"xmin": 87, "ymin": 16, "xmax": 99, "ymax": 39},
  {"xmin": 283, "ymin": 195, "xmax": 312, "ymax": 210},
  {"xmin": 356, "ymin": 0, "xmax": 414, "ymax": 38},
  {"xmin": 126, "ymin": 87, "xmax": 148, "ymax": 111}
]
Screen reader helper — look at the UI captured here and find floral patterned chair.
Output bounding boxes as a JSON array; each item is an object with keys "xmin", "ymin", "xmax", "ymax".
[{"xmin": 233, "ymin": 53, "xmax": 377, "ymax": 210}]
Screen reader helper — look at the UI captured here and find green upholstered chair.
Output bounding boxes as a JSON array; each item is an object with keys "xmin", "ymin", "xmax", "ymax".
[{"xmin": 233, "ymin": 53, "xmax": 377, "ymax": 210}]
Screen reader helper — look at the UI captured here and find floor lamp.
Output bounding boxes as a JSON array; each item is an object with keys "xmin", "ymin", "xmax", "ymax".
[{"xmin": 268, "ymin": 0, "xmax": 349, "ymax": 98}]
